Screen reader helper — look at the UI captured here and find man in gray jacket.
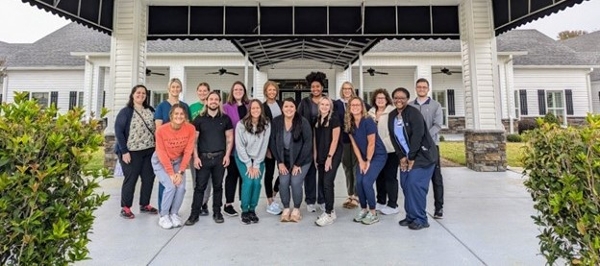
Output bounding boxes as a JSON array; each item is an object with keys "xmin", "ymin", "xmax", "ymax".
[{"xmin": 409, "ymin": 78, "xmax": 444, "ymax": 219}]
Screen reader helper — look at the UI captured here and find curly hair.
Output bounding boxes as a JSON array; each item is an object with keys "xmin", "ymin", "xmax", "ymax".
[
  {"xmin": 315, "ymin": 97, "xmax": 334, "ymax": 128},
  {"xmin": 305, "ymin": 71, "xmax": 327, "ymax": 88},
  {"xmin": 344, "ymin": 97, "xmax": 368, "ymax": 135},
  {"xmin": 241, "ymin": 99, "xmax": 269, "ymax": 135},
  {"xmin": 370, "ymin": 88, "xmax": 393, "ymax": 108}
]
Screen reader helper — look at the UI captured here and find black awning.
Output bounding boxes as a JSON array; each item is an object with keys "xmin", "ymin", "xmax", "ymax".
[
  {"xmin": 19, "ymin": 0, "xmax": 587, "ymax": 68},
  {"xmin": 231, "ymin": 37, "xmax": 379, "ymax": 69}
]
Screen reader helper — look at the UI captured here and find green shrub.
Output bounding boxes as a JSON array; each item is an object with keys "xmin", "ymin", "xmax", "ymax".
[
  {"xmin": 0, "ymin": 92, "xmax": 110, "ymax": 265},
  {"xmin": 439, "ymin": 135, "xmax": 445, "ymax": 142},
  {"xmin": 506, "ymin": 133, "xmax": 522, "ymax": 142},
  {"xmin": 518, "ymin": 119, "xmax": 538, "ymax": 134},
  {"xmin": 543, "ymin": 112, "xmax": 561, "ymax": 125},
  {"xmin": 522, "ymin": 114, "xmax": 600, "ymax": 265}
]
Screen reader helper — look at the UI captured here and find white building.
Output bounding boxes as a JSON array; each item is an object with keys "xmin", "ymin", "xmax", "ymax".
[{"xmin": 1, "ymin": 23, "xmax": 598, "ymax": 133}]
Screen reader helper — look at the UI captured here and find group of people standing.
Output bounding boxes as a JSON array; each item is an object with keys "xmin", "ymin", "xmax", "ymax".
[{"xmin": 114, "ymin": 72, "xmax": 445, "ymax": 230}]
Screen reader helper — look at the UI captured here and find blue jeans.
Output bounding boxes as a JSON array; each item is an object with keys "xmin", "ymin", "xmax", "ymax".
[
  {"xmin": 400, "ymin": 164, "xmax": 435, "ymax": 225},
  {"xmin": 355, "ymin": 153, "xmax": 387, "ymax": 210}
]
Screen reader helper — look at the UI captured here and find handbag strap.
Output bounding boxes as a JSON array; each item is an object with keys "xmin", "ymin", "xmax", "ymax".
[{"xmin": 133, "ymin": 108, "xmax": 155, "ymax": 135}]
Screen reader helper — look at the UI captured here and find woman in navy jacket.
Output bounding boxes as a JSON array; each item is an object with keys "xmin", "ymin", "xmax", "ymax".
[{"xmin": 387, "ymin": 87, "xmax": 438, "ymax": 230}]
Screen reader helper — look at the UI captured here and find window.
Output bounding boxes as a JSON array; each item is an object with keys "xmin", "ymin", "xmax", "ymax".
[
  {"xmin": 432, "ymin": 90, "xmax": 448, "ymax": 128},
  {"xmin": 31, "ymin": 92, "xmax": 50, "ymax": 108},
  {"xmin": 152, "ymin": 92, "xmax": 169, "ymax": 107},
  {"xmin": 69, "ymin": 91, "xmax": 85, "ymax": 110},
  {"xmin": 546, "ymin": 90, "xmax": 565, "ymax": 122}
]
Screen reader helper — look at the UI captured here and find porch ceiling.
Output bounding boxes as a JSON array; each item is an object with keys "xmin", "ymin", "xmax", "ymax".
[{"xmin": 20, "ymin": 0, "xmax": 588, "ymax": 69}]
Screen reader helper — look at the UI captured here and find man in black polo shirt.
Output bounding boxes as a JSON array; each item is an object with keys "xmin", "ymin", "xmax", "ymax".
[{"xmin": 186, "ymin": 91, "xmax": 234, "ymax": 225}]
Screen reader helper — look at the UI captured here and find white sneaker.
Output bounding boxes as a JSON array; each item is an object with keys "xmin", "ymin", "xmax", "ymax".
[
  {"xmin": 307, "ymin": 204, "xmax": 316, "ymax": 213},
  {"xmin": 317, "ymin": 210, "xmax": 337, "ymax": 221},
  {"xmin": 158, "ymin": 215, "xmax": 173, "ymax": 229},
  {"xmin": 315, "ymin": 213, "xmax": 336, "ymax": 227},
  {"xmin": 376, "ymin": 203, "xmax": 386, "ymax": 211},
  {"xmin": 330, "ymin": 210, "xmax": 337, "ymax": 220},
  {"xmin": 380, "ymin": 206, "xmax": 400, "ymax": 215},
  {"xmin": 266, "ymin": 202, "xmax": 282, "ymax": 215},
  {"xmin": 170, "ymin": 213, "xmax": 182, "ymax": 227},
  {"xmin": 318, "ymin": 204, "xmax": 326, "ymax": 212}
]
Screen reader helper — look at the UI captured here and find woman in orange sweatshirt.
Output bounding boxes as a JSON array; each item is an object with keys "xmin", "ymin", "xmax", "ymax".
[{"xmin": 151, "ymin": 104, "xmax": 196, "ymax": 229}]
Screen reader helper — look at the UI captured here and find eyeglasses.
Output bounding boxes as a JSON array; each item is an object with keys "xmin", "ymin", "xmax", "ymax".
[{"xmin": 393, "ymin": 97, "xmax": 408, "ymax": 101}]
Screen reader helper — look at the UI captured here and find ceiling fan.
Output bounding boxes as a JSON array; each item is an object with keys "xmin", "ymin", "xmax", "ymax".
[
  {"xmin": 206, "ymin": 68, "xmax": 239, "ymax": 76},
  {"xmin": 433, "ymin": 67, "xmax": 462, "ymax": 75},
  {"xmin": 364, "ymin": 67, "xmax": 388, "ymax": 76},
  {"xmin": 146, "ymin": 68, "xmax": 166, "ymax": 76}
]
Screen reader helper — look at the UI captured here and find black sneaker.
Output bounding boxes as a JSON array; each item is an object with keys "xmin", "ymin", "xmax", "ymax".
[
  {"xmin": 185, "ymin": 215, "xmax": 199, "ymax": 226},
  {"xmin": 408, "ymin": 222, "xmax": 430, "ymax": 230},
  {"xmin": 120, "ymin": 207, "xmax": 135, "ymax": 219},
  {"xmin": 224, "ymin": 205, "xmax": 238, "ymax": 217},
  {"xmin": 213, "ymin": 212, "xmax": 225, "ymax": 223},
  {"xmin": 240, "ymin": 212, "xmax": 251, "ymax": 225},
  {"xmin": 139, "ymin": 205, "xmax": 158, "ymax": 214},
  {"xmin": 248, "ymin": 211, "xmax": 259, "ymax": 223},
  {"xmin": 200, "ymin": 203, "xmax": 210, "ymax": 216},
  {"xmin": 434, "ymin": 208, "xmax": 443, "ymax": 219},
  {"xmin": 398, "ymin": 218, "xmax": 413, "ymax": 226}
]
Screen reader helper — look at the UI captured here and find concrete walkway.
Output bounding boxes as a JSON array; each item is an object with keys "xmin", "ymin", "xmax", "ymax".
[{"xmin": 77, "ymin": 167, "xmax": 546, "ymax": 266}]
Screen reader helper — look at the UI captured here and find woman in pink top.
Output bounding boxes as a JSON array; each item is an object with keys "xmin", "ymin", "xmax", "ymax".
[{"xmin": 151, "ymin": 104, "xmax": 196, "ymax": 229}]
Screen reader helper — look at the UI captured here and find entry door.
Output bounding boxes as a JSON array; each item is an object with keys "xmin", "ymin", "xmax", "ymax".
[{"xmin": 279, "ymin": 90, "xmax": 310, "ymax": 105}]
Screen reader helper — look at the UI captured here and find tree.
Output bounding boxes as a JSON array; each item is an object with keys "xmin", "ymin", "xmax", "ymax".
[{"xmin": 557, "ymin": 30, "xmax": 588, "ymax": 40}]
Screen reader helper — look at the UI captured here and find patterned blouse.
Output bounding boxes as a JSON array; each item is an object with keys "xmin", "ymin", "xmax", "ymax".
[{"xmin": 127, "ymin": 108, "xmax": 156, "ymax": 151}]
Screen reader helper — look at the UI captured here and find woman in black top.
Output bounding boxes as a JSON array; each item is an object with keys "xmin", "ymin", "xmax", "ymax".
[
  {"xmin": 313, "ymin": 97, "xmax": 342, "ymax": 227},
  {"xmin": 262, "ymin": 80, "xmax": 283, "ymax": 215},
  {"xmin": 297, "ymin": 71, "xmax": 327, "ymax": 212},
  {"xmin": 269, "ymin": 98, "xmax": 313, "ymax": 223}
]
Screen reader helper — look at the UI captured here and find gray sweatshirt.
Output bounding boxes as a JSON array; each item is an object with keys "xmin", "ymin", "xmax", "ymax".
[
  {"xmin": 235, "ymin": 122, "xmax": 271, "ymax": 168},
  {"xmin": 409, "ymin": 97, "xmax": 443, "ymax": 145}
]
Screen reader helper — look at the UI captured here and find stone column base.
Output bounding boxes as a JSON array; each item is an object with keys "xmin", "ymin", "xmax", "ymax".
[
  {"xmin": 104, "ymin": 134, "xmax": 117, "ymax": 174},
  {"xmin": 464, "ymin": 130, "xmax": 507, "ymax": 172}
]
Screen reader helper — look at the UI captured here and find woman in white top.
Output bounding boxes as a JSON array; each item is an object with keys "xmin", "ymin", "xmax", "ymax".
[{"xmin": 367, "ymin": 88, "xmax": 400, "ymax": 215}]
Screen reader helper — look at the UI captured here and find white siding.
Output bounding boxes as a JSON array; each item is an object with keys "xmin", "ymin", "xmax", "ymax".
[
  {"xmin": 459, "ymin": 0, "xmax": 502, "ymax": 130},
  {"xmin": 351, "ymin": 67, "xmax": 414, "ymax": 102},
  {"xmin": 6, "ymin": 69, "xmax": 84, "ymax": 113},
  {"xmin": 592, "ymin": 80, "xmax": 600, "ymax": 113},
  {"xmin": 513, "ymin": 68, "xmax": 591, "ymax": 117}
]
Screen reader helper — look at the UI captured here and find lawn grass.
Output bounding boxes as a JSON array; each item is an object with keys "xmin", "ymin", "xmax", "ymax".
[{"xmin": 439, "ymin": 141, "xmax": 525, "ymax": 167}]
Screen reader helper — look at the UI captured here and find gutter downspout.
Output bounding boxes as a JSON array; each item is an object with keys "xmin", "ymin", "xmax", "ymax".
[
  {"xmin": 586, "ymin": 68, "xmax": 594, "ymax": 114},
  {"xmin": 505, "ymin": 55, "xmax": 514, "ymax": 134}
]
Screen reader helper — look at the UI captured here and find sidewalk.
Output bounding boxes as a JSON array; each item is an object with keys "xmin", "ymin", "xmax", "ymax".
[{"xmin": 77, "ymin": 167, "xmax": 545, "ymax": 266}]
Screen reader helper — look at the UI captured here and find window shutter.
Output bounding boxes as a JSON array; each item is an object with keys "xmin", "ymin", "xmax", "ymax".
[
  {"xmin": 69, "ymin": 91, "xmax": 77, "ymax": 110},
  {"xmin": 537, "ymin": 90, "xmax": 546, "ymax": 115},
  {"xmin": 0, "ymin": 93, "xmax": 3, "ymax": 103},
  {"xmin": 447, "ymin": 89, "xmax": 455, "ymax": 116},
  {"xmin": 102, "ymin": 91, "xmax": 106, "ymax": 108},
  {"xmin": 565, "ymin": 89, "xmax": 573, "ymax": 115},
  {"xmin": 519, "ymin": 90, "xmax": 528, "ymax": 115},
  {"xmin": 50, "ymin": 91, "xmax": 58, "ymax": 107},
  {"xmin": 146, "ymin": 90, "xmax": 152, "ymax": 107}
]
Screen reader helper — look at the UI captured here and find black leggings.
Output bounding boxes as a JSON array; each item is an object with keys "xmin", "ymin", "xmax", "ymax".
[{"xmin": 264, "ymin": 156, "xmax": 280, "ymax": 198}]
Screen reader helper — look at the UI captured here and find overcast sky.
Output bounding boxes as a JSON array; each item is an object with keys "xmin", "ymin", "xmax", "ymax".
[{"xmin": 0, "ymin": 0, "xmax": 599, "ymax": 43}]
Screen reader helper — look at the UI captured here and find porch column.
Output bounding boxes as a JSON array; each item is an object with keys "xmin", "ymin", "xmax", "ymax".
[
  {"xmin": 335, "ymin": 67, "xmax": 353, "ymax": 99},
  {"xmin": 106, "ymin": 0, "xmax": 148, "ymax": 171},
  {"xmin": 253, "ymin": 67, "xmax": 268, "ymax": 101},
  {"xmin": 82, "ymin": 58, "xmax": 94, "ymax": 118},
  {"xmin": 169, "ymin": 65, "xmax": 186, "ymax": 101},
  {"xmin": 459, "ymin": 0, "xmax": 507, "ymax": 172},
  {"xmin": 415, "ymin": 65, "xmax": 433, "ymax": 96}
]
